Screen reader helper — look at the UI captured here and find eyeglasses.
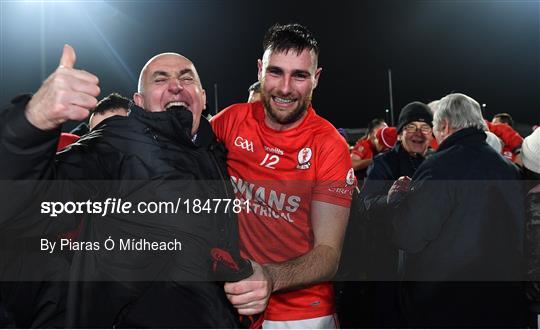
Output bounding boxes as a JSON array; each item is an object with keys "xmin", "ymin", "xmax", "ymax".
[{"xmin": 404, "ymin": 123, "xmax": 432, "ymax": 134}]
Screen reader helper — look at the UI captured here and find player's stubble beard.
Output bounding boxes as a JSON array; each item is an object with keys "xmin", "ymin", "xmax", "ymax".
[{"xmin": 261, "ymin": 91, "xmax": 312, "ymax": 126}]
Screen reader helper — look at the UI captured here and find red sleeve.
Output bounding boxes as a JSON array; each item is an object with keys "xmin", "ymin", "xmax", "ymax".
[
  {"xmin": 486, "ymin": 120, "xmax": 493, "ymax": 131},
  {"xmin": 57, "ymin": 133, "xmax": 80, "ymax": 151},
  {"xmin": 313, "ymin": 131, "xmax": 356, "ymax": 207},
  {"xmin": 489, "ymin": 124, "xmax": 523, "ymax": 152},
  {"xmin": 350, "ymin": 139, "xmax": 373, "ymax": 159},
  {"xmin": 209, "ymin": 109, "xmax": 228, "ymax": 143},
  {"xmin": 210, "ymin": 104, "xmax": 245, "ymax": 143}
]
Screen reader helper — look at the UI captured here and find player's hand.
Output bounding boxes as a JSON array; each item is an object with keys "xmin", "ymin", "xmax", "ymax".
[
  {"xmin": 25, "ymin": 45, "xmax": 100, "ymax": 130},
  {"xmin": 224, "ymin": 260, "xmax": 272, "ymax": 315},
  {"xmin": 387, "ymin": 176, "xmax": 411, "ymax": 204}
]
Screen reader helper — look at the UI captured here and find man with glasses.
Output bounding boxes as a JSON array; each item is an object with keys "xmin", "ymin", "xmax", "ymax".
[{"xmin": 357, "ymin": 101, "xmax": 433, "ymax": 328}]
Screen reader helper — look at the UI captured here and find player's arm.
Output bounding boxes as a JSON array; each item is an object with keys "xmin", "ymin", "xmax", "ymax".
[
  {"xmin": 224, "ymin": 201, "xmax": 349, "ymax": 315},
  {"xmin": 351, "ymin": 153, "xmax": 373, "ymax": 171},
  {"xmin": 265, "ymin": 200, "xmax": 349, "ymax": 291}
]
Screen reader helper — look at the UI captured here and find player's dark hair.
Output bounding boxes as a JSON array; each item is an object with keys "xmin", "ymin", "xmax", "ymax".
[
  {"xmin": 364, "ymin": 118, "xmax": 386, "ymax": 138},
  {"xmin": 493, "ymin": 112, "xmax": 514, "ymax": 127},
  {"xmin": 92, "ymin": 93, "xmax": 131, "ymax": 115},
  {"xmin": 263, "ymin": 23, "xmax": 319, "ymax": 57}
]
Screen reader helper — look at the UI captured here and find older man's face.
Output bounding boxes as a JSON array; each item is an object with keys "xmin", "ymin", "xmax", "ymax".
[
  {"xmin": 134, "ymin": 54, "xmax": 206, "ymax": 135},
  {"xmin": 400, "ymin": 121, "xmax": 432, "ymax": 155}
]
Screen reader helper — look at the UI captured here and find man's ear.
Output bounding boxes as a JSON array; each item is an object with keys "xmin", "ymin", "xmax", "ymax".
[
  {"xmin": 257, "ymin": 59, "xmax": 263, "ymax": 81},
  {"xmin": 133, "ymin": 92, "xmax": 144, "ymax": 108},
  {"xmin": 313, "ymin": 67, "xmax": 322, "ymax": 89},
  {"xmin": 442, "ymin": 118, "xmax": 451, "ymax": 135}
]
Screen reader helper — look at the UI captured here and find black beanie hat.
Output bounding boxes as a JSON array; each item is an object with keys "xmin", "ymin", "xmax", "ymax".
[{"xmin": 397, "ymin": 101, "xmax": 434, "ymax": 133}]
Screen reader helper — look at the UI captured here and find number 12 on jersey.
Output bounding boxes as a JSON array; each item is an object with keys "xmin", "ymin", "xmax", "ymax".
[{"xmin": 259, "ymin": 153, "xmax": 280, "ymax": 169}]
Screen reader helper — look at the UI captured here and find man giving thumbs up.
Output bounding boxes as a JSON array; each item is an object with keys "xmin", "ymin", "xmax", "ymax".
[{"xmin": 0, "ymin": 46, "xmax": 252, "ymax": 328}]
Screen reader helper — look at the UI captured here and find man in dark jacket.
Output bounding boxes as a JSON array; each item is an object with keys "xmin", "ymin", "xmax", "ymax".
[
  {"xmin": 352, "ymin": 102, "xmax": 433, "ymax": 328},
  {"xmin": 389, "ymin": 93, "xmax": 525, "ymax": 328},
  {"xmin": 0, "ymin": 45, "xmax": 252, "ymax": 328},
  {"xmin": 361, "ymin": 102, "xmax": 433, "ymax": 279},
  {"xmin": 520, "ymin": 127, "xmax": 540, "ymax": 327}
]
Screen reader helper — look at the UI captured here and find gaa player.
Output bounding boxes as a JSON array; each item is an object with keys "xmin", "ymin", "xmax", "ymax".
[{"xmin": 212, "ymin": 23, "xmax": 355, "ymax": 328}]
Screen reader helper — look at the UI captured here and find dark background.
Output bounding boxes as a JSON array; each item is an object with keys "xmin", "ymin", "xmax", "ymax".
[{"xmin": 1, "ymin": 0, "xmax": 539, "ymax": 129}]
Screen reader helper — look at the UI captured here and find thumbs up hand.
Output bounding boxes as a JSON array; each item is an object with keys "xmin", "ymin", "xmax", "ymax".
[{"xmin": 25, "ymin": 45, "xmax": 100, "ymax": 130}]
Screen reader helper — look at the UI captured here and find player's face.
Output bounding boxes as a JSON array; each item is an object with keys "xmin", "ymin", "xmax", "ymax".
[
  {"xmin": 258, "ymin": 49, "xmax": 321, "ymax": 127},
  {"xmin": 134, "ymin": 54, "xmax": 206, "ymax": 135}
]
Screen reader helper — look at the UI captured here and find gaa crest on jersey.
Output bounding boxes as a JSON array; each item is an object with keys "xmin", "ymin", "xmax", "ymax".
[
  {"xmin": 234, "ymin": 136, "xmax": 254, "ymax": 152},
  {"xmin": 346, "ymin": 168, "xmax": 355, "ymax": 186},
  {"xmin": 296, "ymin": 147, "xmax": 312, "ymax": 170}
]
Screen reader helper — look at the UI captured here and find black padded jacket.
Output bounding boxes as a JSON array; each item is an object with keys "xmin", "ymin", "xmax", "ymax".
[{"xmin": 0, "ymin": 95, "xmax": 252, "ymax": 328}]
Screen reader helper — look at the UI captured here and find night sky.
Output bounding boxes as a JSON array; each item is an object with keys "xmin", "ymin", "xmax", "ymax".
[{"xmin": 1, "ymin": 0, "xmax": 539, "ymax": 130}]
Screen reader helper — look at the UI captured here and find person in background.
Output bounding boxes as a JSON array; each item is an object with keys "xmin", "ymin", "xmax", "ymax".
[
  {"xmin": 56, "ymin": 93, "xmax": 130, "ymax": 151},
  {"xmin": 88, "ymin": 93, "xmax": 130, "ymax": 130},
  {"xmin": 357, "ymin": 101, "xmax": 433, "ymax": 328},
  {"xmin": 390, "ymin": 93, "xmax": 525, "ymax": 328},
  {"xmin": 247, "ymin": 81, "xmax": 262, "ymax": 103},
  {"xmin": 350, "ymin": 118, "xmax": 387, "ymax": 181},
  {"xmin": 520, "ymin": 127, "xmax": 540, "ymax": 328},
  {"xmin": 487, "ymin": 120, "xmax": 523, "ymax": 163},
  {"xmin": 492, "ymin": 112, "xmax": 515, "ymax": 127},
  {"xmin": 374, "ymin": 126, "xmax": 397, "ymax": 152}
]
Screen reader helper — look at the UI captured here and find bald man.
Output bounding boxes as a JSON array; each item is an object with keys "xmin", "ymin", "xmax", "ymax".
[{"xmin": 0, "ymin": 46, "xmax": 252, "ymax": 328}]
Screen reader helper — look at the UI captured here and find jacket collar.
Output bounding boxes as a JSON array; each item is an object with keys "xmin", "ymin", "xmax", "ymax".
[
  {"xmin": 437, "ymin": 127, "xmax": 486, "ymax": 152},
  {"xmin": 129, "ymin": 105, "xmax": 214, "ymax": 148}
]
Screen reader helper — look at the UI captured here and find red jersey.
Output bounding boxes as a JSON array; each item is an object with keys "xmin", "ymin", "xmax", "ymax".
[
  {"xmin": 351, "ymin": 138, "xmax": 375, "ymax": 160},
  {"xmin": 57, "ymin": 132, "xmax": 80, "ymax": 151},
  {"xmin": 211, "ymin": 102, "xmax": 355, "ymax": 321},
  {"xmin": 487, "ymin": 122, "xmax": 523, "ymax": 162}
]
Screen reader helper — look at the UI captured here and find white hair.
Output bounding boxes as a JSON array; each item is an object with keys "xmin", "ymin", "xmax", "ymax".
[
  {"xmin": 433, "ymin": 93, "xmax": 487, "ymax": 132},
  {"xmin": 427, "ymin": 100, "xmax": 439, "ymax": 113}
]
